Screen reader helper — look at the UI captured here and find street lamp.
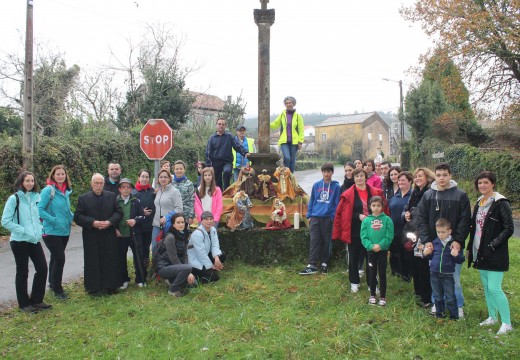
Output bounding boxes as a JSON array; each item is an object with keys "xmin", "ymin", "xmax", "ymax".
[{"xmin": 382, "ymin": 78, "xmax": 404, "ymax": 141}]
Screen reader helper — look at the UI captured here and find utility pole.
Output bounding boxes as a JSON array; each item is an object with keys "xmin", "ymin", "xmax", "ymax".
[
  {"xmin": 398, "ymin": 80, "xmax": 404, "ymax": 141},
  {"xmin": 23, "ymin": 0, "xmax": 34, "ymax": 171}
]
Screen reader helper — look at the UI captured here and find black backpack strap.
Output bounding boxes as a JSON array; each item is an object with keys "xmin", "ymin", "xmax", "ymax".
[{"xmin": 13, "ymin": 193, "xmax": 20, "ymax": 224}]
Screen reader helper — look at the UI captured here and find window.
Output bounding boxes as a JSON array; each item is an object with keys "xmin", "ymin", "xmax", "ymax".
[
  {"xmin": 367, "ymin": 132, "xmax": 372, "ymax": 140},
  {"xmin": 379, "ymin": 133, "xmax": 383, "ymax": 141},
  {"xmin": 321, "ymin": 133, "xmax": 327, "ymax": 141}
]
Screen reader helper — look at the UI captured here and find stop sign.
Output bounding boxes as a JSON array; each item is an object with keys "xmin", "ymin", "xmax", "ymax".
[{"xmin": 140, "ymin": 119, "xmax": 174, "ymax": 160}]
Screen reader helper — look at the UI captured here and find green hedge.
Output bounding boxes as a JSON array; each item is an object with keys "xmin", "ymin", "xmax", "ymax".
[
  {"xmin": 411, "ymin": 140, "xmax": 520, "ymax": 203},
  {"xmin": 294, "ymin": 160, "xmax": 318, "ymax": 171},
  {"xmin": 218, "ymin": 227, "xmax": 346, "ymax": 266}
]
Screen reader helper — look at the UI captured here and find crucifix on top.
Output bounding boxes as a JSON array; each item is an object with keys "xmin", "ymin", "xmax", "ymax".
[{"xmin": 260, "ymin": 0, "xmax": 269, "ymax": 10}]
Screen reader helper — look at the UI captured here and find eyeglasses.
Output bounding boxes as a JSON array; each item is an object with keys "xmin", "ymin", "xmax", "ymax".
[{"xmin": 120, "ymin": 185, "xmax": 131, "ymax": 189}]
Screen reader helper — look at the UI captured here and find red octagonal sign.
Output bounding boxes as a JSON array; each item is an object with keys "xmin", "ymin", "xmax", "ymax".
[{"xmin": 140, "ymin": 119, "xmax": 174, "ymax": 160}]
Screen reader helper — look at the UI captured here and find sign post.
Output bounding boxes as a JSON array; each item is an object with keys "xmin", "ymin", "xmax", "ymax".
[{"xmin": 140, "ymin": 119, "xmax": 174, "ymax": 187}]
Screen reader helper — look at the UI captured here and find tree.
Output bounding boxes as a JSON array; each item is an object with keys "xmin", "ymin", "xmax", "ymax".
[
  {"xmin": 404, "ymin": 80, "xmax": 446, "ymax": 144},
  {"xmin": 115, "ymin": 24, "xmax": 195, "ymax": 130},
  {"xmin": 219, "ymin": 93, "xmax": 247, "ymax": 132},
  {"xmin": 0, "ymin": 107, "xmax": 22, "ymax": 136},
  {"xmin": 423, "ymin": 50, "xmax": 487, "ymax": 145},
  {"xmin": 33, "ymin": 56, "xmax": 80, "ymax": 136},
  {"xmin": 401, "ymin": 0, "xmax": 520, "ymax": 113},
  {"xmin": 0, "ymin": 45, "xmax": 79, "ymax": 136}
]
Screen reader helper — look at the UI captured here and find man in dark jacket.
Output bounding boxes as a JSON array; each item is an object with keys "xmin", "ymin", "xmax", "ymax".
[
  {"xmin": 116, "ymin": 178, "xmax": 146, "ymax": 289},
  {"xmin": 206, "ymin": 118, "xmax": 249, "ymax": 191},
  {"xmin": 104, "ymin": 162, "xmax": 122, "ymax": 194},
  {"xmin": 74, "ymin": 173, "xmax": 123, "ymax": 295},
  {"xmin": 417, "ymin": 162, "xmax": 471, "ymax": 317}
]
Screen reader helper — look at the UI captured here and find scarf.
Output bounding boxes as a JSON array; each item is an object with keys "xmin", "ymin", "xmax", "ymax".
[
  {"xmin": 46, "ymin": 179, "xmax": 67, "ymax": 194},
  {"xmin": 135, "ymin": 181, "xmax": 151, "ymax": 191},
  {"xmin": 173, "ymin": 175, "xmax": 187, "ymax": 183}
]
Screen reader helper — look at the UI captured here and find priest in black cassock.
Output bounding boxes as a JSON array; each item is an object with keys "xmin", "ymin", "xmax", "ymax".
[{"xmin": 74, "ymin": 173, "xmax": 123, "ymax": 295}]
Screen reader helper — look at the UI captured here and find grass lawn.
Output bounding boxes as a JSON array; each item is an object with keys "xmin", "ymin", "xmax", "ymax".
[{"xmin": 1, "ymin": 239, "xmax": 519, "ymax": 359}]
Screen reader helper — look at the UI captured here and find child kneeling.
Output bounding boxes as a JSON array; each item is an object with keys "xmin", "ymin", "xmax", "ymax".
[{"xmin": 361, "ymin": 196, "xmax": 394, "ymax": 306}]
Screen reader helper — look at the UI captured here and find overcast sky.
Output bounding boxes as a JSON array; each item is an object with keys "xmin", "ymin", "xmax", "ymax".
[{"xmin": 1, "ymin": 0, "xmax": 431, "ymax": 117}]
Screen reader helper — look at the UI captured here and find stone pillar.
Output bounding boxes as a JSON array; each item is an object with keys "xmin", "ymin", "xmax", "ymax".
[
  {"xmin": 250, "ymin": 2, "xmax": 280, "ymax": 178},
  {"xmin": 254, "ymin": 3, "xmax": 275, "ymax": 153}
]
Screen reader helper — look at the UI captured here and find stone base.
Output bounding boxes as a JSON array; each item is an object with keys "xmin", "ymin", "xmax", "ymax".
[{"xmin": 247, "ymin": 152, "xmax": 280, "ymax": 180}]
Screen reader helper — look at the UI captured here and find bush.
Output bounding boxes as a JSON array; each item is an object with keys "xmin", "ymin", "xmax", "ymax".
[{"xmin": 294, "ymin": 160, "xmax": 318, "ymax": 171}]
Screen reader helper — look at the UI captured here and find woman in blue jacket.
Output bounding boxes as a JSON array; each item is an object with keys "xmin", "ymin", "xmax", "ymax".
[
  {"xmin": 1, "ymin": 171, "xmax": 51, "ymax": 313},
  {"xmin": 38, "ymin": 165, "xmax": 74, "ymax": 300}
]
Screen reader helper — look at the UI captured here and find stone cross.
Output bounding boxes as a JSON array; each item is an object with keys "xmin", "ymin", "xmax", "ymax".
[{"xmin": 260, "ymin": 0, "xmax": 269, "ymax": 10}]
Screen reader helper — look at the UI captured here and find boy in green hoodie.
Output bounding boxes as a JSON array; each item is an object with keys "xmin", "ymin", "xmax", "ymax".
[{"xmin": 361, "ymin": 196, "xmax": 394, "ymax": 306}]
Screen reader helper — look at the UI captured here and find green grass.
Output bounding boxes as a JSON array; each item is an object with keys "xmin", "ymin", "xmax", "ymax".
[{"xmin": 1, "ymin": 240, "xmax": 519, "ymax": 359}]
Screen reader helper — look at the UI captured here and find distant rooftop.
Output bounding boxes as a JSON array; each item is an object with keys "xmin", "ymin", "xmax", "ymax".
[
  {"xmin": 315, "ymin": 112, "xmax": 379, "ymax": 127},
  {"xmin": 190, "ymin": 91, "xmax": 226, "ymax": 111}
]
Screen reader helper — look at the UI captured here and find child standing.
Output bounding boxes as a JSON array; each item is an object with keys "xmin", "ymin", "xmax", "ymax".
[
  {"xmin": 299, "ymin": 163, "xmax": 340, "ymax": 275},
  {"xmin": 360, "ymin": 196, "xmax": 394, "ymax": 305},
  {"xmin": 423, "ymin": 218, "xmax": 465, "ymax": 319}
]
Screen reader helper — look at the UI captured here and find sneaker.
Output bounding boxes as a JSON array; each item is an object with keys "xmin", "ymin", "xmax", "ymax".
[
  {"xmin": 430, "ymin": 305, "xmax": 436, "ymax": 315},
  {"xmin": 168, "ymin": 290, "xmax": 184, "ymax": 298},
  {"xmin": 53, "ymin": 290, "xmax": 69, "ymax": 300},
  {"xmin": 20, "ymin": 305, "xmax": 40, "ymax": 313},
  {"xmin": 320, "ymin": 264, "xmax": 328, "ymax": 274},
  {"xmin": 120, "ymin": 281, "xmax": 129, "ymax": 290},
  {"xmin": 299, "ymin": 266, "xmax": 318, "ymax": 275},
  {"xmin": 137, "ymin": 282, "xmax": 146, "ymax": 288},
  {"xmin": 479, "ymin": 317, "xmax": 498, "ymax": 326},
  {"xmin": 378, "ymin": 298, "xmax": 387, "ymax": 306},
  {"xmin": 368, "ymin": 296, "xmax": 377, "ymax": 305},
  {"xmin": 458, "ymin": 307, "xmax": 464, "ymax": 319},
  {"xmin": 32, "ymin": 302, "xmax": 52, "ymax": 310},
  {"xmin": 497, "ymin": 323, "xmax": 513, "ymax": 335},
  {"xmin": 351, "ymin": 284, "xmax": 360, "ymax": 293}
]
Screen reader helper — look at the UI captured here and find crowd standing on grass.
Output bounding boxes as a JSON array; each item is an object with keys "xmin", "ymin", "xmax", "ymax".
[{"xmin": 0, "ymin": 115, "xmax": 515, "ymax": 335}]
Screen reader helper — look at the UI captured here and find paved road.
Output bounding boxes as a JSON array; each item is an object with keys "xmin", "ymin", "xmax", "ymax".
[{"xmin": 1, "ymin": 167, "xmax": 519, "ymax": 308}]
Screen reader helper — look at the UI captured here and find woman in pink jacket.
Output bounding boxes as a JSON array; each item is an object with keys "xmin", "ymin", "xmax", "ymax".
[{"xmin": 194, "ymin": 167, "xmax": 223, "ymax": 227}]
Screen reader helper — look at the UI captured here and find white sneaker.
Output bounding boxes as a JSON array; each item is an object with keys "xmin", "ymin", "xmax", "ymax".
[
  {"xmin": 479, "ymin": 317, "xmax": 498, "ymax": 326},
  {"xmin": 137, "ymin": 282, "xmax": 146, "ymax": 288},
  {"xmin": 430, "ymin": 305, "xmax": 436, "ymax": 315},
  {"xmin": 351, "ymin": 284, "xmax": 360, "ymax": 293},
  {"xmin": 120, "ymin": 281, "xmax": 129, "ymax": 290},
  {"xmin": 497, "ymin": 323, "xmax": 513, "ymax": 335},
  {"xmin": 458, "ymin": 307, "xmax": 464, "ymax": 319}
]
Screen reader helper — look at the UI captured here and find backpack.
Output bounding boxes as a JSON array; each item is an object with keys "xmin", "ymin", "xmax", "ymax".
[
  {"xmin": 40, "ymin": 185, "xmax": 56, "ymax": 224},
  {"xmin": 149, "ymin": 228, "xmax": 203, "ymax": 282}
]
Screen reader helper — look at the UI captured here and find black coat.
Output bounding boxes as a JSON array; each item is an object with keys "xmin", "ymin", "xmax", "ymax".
[
  {"xmin": 467, "ymin": 196, "xmax": 514, "ymax": 271},
  {"xmin": 74, "ymin": 190, "xmax": 123, "ymax": 292},
  {"xmin": 133, "ymin": 188, "xmax": 155, "ymax": 232},
  {"xmin": 417, "ymin": 182, "xmax": 471, "ymax": 248}
]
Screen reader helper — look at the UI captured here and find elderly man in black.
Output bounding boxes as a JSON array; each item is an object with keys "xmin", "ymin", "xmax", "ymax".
[{"xmin": 74, "ymin": 173, "xmax": 123, "ymax": 295}]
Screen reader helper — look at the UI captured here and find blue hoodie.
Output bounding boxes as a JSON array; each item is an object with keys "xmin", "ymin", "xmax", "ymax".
[
  {"xmin": 306, "ymin": 179, "xmax": 340, "ymax": 219},
  {"xmin": 1, "ymin": 191, "xmax": 43, "ymax": 243}
]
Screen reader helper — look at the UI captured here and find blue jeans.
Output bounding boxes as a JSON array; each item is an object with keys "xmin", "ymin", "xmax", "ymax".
[
  {"xmin": 431, "ymin": 272, "xmax": 458, "ymax": 319},
  {"xmin": 430, "ymin": 263, "xmax": 465, "ymax": 308},
  {"xmin": 280, "ymin": 143, "xmax": 298, "ymax": 173}
]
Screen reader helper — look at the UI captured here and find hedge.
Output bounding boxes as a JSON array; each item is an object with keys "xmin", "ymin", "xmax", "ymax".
[{"xmin": 218, "ymin": 227, "xmax": 346, "ymax": 266}]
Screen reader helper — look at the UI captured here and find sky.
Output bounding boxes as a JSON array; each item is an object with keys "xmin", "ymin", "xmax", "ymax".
[{"xmin": 1, "ymin": 0, "xmax": 431, "ymax": 118}]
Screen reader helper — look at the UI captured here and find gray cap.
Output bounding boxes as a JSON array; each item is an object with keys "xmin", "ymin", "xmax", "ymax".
[
  {"xmin": 118, "ymin": 178, "xmax": 134, "ymax": 188},
  {"xmin": 236, "ymin": 124, "xmax": 246, "ymax": 131},
  {"xmin": 200, "ymin": 211, "xmax": 214, "ymax": 220}
]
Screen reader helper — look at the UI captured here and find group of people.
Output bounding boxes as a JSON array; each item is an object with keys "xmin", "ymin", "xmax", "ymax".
[
  {"xmin": 300, "ymin": 160, "xmax": 514, "ymax": 335},
  {"xmin": 1, "ymin": 161, "xmax": 228, "ymax": 313}
]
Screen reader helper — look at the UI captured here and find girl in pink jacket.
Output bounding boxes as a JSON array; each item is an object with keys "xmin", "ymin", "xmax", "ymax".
[{"xmin": 194, "ymin": 167, "xmax": 223, "ymax": 227}]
